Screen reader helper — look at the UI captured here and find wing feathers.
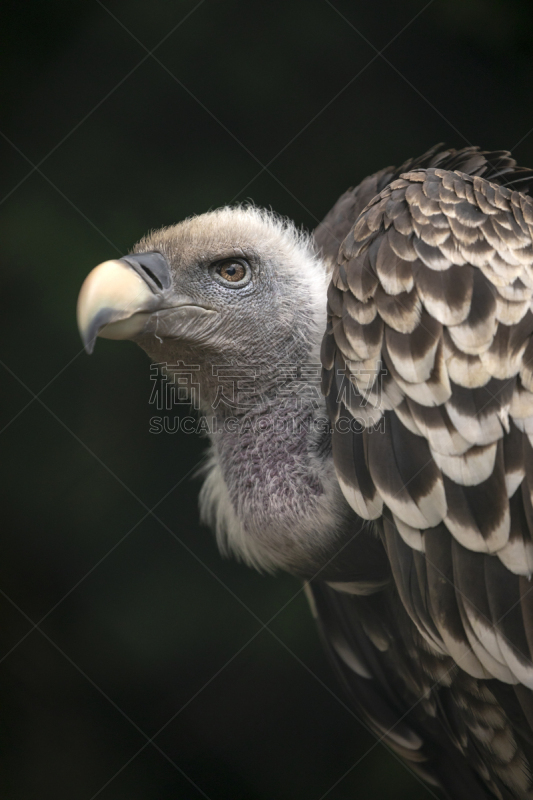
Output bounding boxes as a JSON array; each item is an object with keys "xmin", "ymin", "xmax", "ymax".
[
  {"xmin": 414, "ymin": 261, "xmax": 474, "ymax": 326},
  {"xmin": 408, "ymin": 399, "xmax": 471, "ymax": 456},
  {"xmin": 447, "ymin": 270, "xmax": 498, "ymax": 355},
  {"xmin": 385, "ymin": 311, "xmax": 441, "ymax": 383},
  {"xmin": 432, "ymin": 443, "xmax": 497, "ymax": 486},
  {"xmin": 374, "ymin": 285, "xmax": 421, "ymax": 333},
  {"xmin": 326, "ymin": 167, "xmax": 533, "ymax": 568},
  {"xmin": 332, "ymin": 407, "xmax": 382, "ymax": 520},
  {"xmin": 367, "ymin": 412, "xmax": 446, "ymax": 529},
  {"xmin": 485, "ymin": 555, "xmax": 533, "ymax": 689},
  {"xmin": 322, "ymin": 156, "xmax": 533, "ymax": 798},
  {"xmin": 451, "ymin": 540, "xmax": 516, "ymax": 682},
  {"xmin": 424, "ymin": 526, "xmax": 489, "ymax": 678},
  {"xmin": 375, "ymin": 235, "xmax": 414, "ymax": 295}
]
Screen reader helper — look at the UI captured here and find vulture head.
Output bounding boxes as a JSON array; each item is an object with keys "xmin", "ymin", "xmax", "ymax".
[
  {"xmin": 77, "ymin": 205, "xmax": 354, "ymax": 575},
  {"xmin": 77, "ymin": 207, "xmax": 327, "ymax": 414}
]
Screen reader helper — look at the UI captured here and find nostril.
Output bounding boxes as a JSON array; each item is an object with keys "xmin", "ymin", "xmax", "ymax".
[
  {"xmin": 121, "ymin": 252, "xmax": 172, "ymax": 291},
  {"xmin": 138, "ymin": 264, "xmax": 163, "ymax": 290}
]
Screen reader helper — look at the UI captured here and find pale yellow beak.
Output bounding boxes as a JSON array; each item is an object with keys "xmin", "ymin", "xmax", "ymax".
[{"xmin": 77, "ymin": 259, "xmax": 159, "ymax": 353}]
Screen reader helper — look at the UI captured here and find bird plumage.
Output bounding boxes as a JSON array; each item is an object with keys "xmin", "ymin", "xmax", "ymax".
[
  {"xmin": 77, "ymin": 144, "xmax": 533, "ymax": 799},
  {"xmin": 319, "ymin": 147, "xmax": 533, "ymax": 799}
]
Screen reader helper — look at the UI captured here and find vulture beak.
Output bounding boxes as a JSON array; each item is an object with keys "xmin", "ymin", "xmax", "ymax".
[{"xmin": 77, "ymin": 252, "xmax": 172, "ymax": 354}]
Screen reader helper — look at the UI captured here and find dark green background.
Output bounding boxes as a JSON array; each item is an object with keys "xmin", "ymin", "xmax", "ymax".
[{"xmin": 3, "ymin": 1, "xmax": 533, "ymax": 798}]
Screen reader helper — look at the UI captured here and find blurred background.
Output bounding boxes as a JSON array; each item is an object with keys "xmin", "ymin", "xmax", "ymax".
[{"xmin": 3, "ymin": 1, "xmax": 533, "ymax": 797}]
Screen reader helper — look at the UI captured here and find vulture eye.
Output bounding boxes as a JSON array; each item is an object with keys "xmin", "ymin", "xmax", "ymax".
[{"xmin": 212, "ymin": 258, "xmax": 251, "ymax": 287}]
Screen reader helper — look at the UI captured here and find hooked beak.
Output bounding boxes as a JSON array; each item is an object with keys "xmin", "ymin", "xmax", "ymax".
[{"xmin": 77, "ymin": 252, "xmax": 171, "ymax": 354}]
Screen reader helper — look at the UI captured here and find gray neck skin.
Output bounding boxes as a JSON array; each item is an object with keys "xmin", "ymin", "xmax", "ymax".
[
  {"xmin": 213, "ymin": 389, "xmax": 330, "ymax": 511},
  {"xmin": 192, "ymin": 342, "xmax": 354, "ymax": 574}
]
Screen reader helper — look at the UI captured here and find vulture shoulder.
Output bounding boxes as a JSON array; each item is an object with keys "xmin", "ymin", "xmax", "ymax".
[
  {"xmin": 314, "ymin": 144, "xmax": 533, "ymax": 266},
  {"xmin": 316, "ymin": 149, "xmax": 533, "ymax": 798}
]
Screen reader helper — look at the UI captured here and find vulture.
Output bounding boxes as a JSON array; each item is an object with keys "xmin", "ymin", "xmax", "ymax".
[{"xmin": 78, "ymin": 144, "xmax": 533, "ymax": 799}]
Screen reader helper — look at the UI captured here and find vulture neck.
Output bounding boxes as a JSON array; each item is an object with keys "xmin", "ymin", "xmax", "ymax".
[{"xmin": 199, "ymin": 300, "xmax": 351, "ymax": 574}]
